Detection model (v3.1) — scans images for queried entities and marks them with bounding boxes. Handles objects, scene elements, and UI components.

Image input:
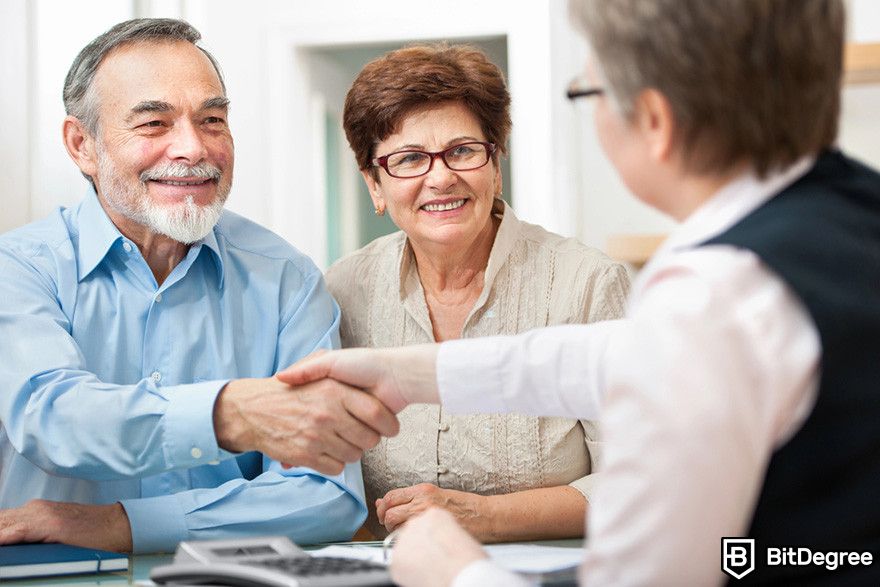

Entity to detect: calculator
[150,536,393,586]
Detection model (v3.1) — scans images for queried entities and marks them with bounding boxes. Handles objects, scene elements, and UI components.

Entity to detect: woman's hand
[377,483,493,538]
[391,508,488,587]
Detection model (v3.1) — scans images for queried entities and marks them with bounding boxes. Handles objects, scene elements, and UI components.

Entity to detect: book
[0,543,129,580]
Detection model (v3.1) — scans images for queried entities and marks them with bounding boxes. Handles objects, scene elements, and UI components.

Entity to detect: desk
[4,539,583,586]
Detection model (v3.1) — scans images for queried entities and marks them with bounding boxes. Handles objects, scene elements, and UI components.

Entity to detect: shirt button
[438,423,450,432]
[190,447,203,459]
[154,292,163,303]
[122,242,133,253]
[150,371,162,382]
[437,466,448,474]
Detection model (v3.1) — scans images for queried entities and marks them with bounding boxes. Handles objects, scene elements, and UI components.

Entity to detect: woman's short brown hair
[572,0,844,178]
[343,44,511,179]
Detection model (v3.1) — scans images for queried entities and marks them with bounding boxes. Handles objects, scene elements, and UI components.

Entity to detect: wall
[0,0,31,232]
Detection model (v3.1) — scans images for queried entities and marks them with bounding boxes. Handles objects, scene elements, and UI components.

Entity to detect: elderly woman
[326,44,629,541]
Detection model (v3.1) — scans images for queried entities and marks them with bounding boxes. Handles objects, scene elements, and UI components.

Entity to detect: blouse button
[437,466,448,474]
[438,423,450,432]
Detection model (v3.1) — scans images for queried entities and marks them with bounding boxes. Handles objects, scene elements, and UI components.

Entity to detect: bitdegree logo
[722,538,755,580]
[722,538,874,580]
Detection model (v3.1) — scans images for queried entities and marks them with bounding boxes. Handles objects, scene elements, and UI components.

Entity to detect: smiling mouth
[421,199,466,212]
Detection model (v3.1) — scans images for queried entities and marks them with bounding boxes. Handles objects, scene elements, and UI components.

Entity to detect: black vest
[705,151,880,585]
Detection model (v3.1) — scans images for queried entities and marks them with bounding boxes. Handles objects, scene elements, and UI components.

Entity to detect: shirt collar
[654,156,816,259]
[77,191,125,281]
[198,221,225,289]
[76,191,226,288]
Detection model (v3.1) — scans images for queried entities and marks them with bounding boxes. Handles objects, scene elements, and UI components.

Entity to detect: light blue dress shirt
[0,193,366,553]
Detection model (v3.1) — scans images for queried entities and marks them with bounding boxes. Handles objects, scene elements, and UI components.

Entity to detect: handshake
[214,344,441,475]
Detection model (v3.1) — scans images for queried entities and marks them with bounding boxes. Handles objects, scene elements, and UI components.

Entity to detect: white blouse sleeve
[437,320,622,420]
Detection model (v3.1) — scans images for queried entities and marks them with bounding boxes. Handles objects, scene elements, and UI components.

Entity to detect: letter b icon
[722,538,756,580]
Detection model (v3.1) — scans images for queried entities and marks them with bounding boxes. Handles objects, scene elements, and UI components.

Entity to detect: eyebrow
[201,96,230,111]
[126,100,173,122]
[124,96,230,122]
[391,136,483,152]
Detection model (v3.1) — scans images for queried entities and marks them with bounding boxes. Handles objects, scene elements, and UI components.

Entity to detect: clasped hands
[264,344,442,472]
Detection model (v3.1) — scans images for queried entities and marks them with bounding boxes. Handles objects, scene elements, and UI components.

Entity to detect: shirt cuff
[438,338,507,414]
[452,559,527,587]
[120,494,188,554]
[161,380,229,468]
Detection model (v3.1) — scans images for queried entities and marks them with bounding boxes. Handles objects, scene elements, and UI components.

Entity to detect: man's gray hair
[569,0,844,178]
[63,18,226,135]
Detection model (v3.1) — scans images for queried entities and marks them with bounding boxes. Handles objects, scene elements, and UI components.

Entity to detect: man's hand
[390,508,488,587]
[275,344,441,414]
[214,376,399,475]
[0,500,132,553]
[377,484,489,537]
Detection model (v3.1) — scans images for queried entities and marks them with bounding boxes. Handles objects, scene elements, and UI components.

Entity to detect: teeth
[422,199,465,212]
[156,180,209,186]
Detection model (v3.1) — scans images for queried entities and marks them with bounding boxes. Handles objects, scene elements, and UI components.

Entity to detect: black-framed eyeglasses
[372,141,496,179]
[566,77,605,101]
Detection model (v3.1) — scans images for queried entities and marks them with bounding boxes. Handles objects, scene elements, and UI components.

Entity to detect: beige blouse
[325,200,629,537]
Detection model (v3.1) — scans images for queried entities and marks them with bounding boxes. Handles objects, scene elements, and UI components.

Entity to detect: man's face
[88,40,234,243]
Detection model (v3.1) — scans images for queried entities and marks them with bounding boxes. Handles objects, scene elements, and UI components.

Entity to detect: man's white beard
[137,193,225,245]
[96,147,229,244]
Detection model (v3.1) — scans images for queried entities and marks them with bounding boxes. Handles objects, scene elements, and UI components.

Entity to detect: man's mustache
[140,162,222,182]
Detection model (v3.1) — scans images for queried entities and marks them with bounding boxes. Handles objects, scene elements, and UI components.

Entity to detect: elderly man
[0,18,397,554]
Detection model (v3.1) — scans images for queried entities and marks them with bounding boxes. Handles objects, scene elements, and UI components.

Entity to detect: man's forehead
[92,39,224,105]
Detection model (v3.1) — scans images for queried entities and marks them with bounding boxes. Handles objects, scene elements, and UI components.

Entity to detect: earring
[375,205,385,216]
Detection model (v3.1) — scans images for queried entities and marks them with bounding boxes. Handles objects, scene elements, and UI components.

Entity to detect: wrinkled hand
[390,508,488,587]
[214,376,398,475]
[275,344,441,414]
[0,500,132,553]
[378,483,488,537]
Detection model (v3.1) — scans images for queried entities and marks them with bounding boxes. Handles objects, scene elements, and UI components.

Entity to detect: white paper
[310,544,387,564]
[484,543,584,573]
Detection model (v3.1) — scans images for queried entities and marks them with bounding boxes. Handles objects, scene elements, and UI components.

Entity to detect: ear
[493,159,503,197]
[62,116,99,179]
[633,88,676,163]
[360,169,385,210]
